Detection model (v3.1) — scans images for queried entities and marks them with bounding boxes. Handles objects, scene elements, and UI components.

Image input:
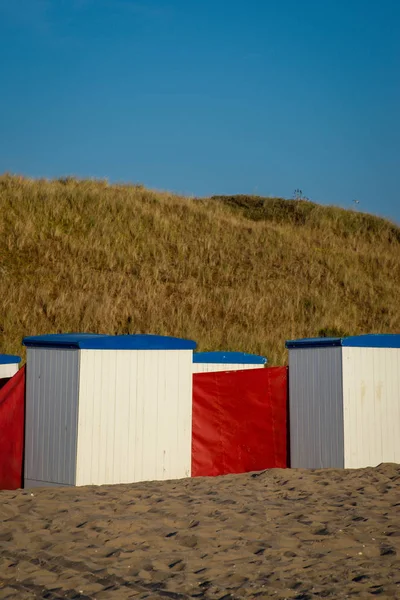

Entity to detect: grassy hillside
[1,174,399,365]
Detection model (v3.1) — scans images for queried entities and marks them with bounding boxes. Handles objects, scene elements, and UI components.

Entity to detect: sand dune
[1,464,400,599]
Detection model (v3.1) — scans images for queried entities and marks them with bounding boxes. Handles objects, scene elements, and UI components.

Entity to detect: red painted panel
[192,367,288,477]
[0,366,25,490]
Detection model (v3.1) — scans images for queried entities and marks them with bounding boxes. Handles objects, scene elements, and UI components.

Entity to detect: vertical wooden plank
[395,351,400,463]
[165,351,178,478]
[155,350,167,480]
[105,351,117,482]
[91,350,102,484]
[127,351,138,483]
[373,348,384,464]
[113,350,131,483]
[178,350,193,478]
[142,350,158,481]
[381,349,391,462]
[76,350,91,485]
[134,350,145,482]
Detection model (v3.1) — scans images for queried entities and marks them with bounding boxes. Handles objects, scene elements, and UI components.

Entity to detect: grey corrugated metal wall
[24,348,80,486]
[288,347,344,469]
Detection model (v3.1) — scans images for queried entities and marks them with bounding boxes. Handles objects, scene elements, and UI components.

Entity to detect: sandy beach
[0,464,399,599]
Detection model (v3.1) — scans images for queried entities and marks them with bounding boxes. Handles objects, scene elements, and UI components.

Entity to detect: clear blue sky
[1,0,399,222]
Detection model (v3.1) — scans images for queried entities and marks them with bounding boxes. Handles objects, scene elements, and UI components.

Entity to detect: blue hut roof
[0,354,21,364]
[193,351,267,364]
[286,334,400,349]
[23,333,197,350]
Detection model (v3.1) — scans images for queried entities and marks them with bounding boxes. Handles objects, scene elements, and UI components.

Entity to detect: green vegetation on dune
[1,174,399,364]
[212,194,400,241]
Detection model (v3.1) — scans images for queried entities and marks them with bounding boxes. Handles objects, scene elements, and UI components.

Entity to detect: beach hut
[286,334,400,469]
[193,351,267,373]
[0,354,21,388]
[23,333,196,488]
[0,354,21,379]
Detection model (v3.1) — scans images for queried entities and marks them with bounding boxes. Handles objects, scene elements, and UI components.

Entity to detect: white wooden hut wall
[0,355,21,379]
[76,349,192,486]
[341,346,400,468]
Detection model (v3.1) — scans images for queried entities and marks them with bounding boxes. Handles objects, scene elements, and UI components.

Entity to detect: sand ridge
[0,464,400,599]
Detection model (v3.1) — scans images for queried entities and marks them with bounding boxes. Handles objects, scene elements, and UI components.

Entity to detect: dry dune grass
[1,174,399,364]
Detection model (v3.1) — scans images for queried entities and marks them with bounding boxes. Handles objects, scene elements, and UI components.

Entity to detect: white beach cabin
[23,333,196,488]
[286,334,400,469]
[192,351,267,373]
[0,354,21,383]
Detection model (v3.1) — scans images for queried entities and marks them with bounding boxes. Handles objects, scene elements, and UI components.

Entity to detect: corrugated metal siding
[192,363,264,373]
[24,348,80,486]
[342,347,400,468]
[75,349,193,485]
[0,364,18,379]
[24,479,74,488]
[288,347,344,469]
